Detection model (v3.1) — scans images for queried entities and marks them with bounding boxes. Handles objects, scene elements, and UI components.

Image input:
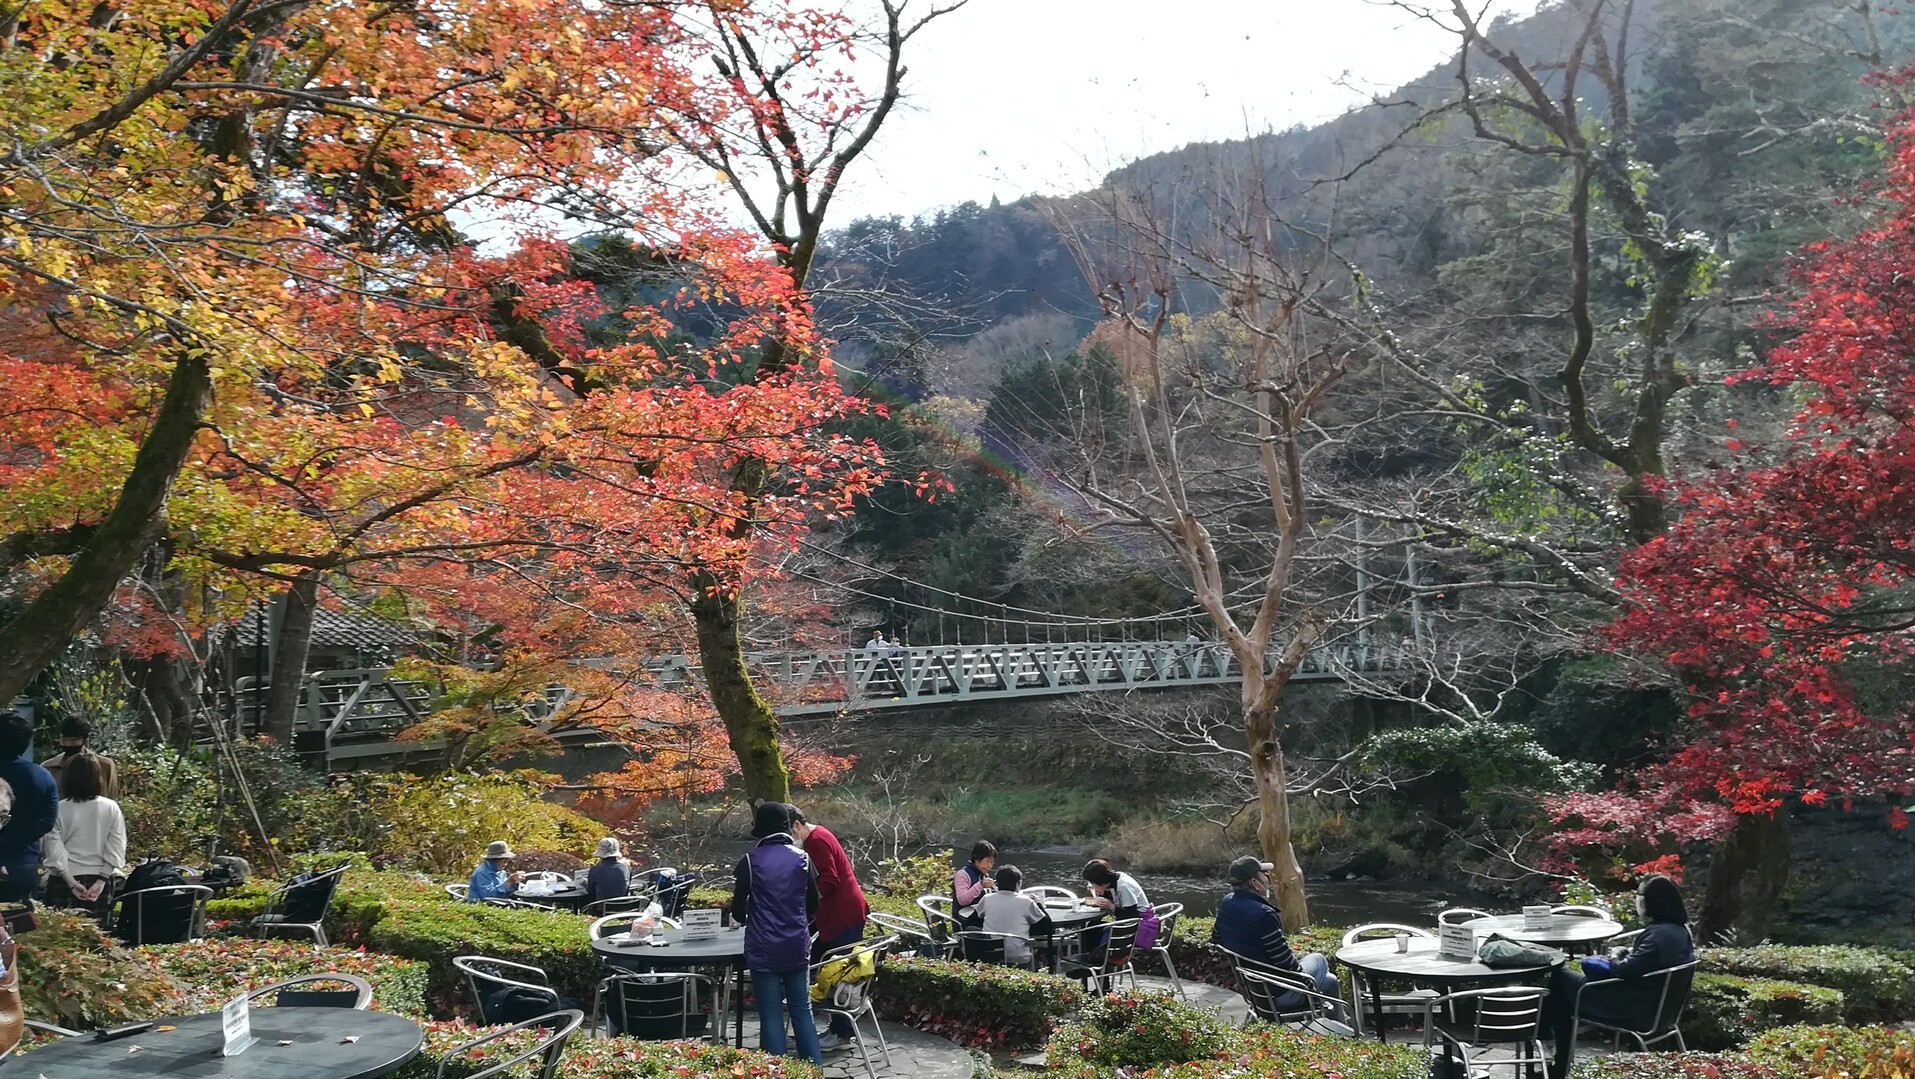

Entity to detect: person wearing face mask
[39,718,116,801]
[1543,874,1694,1079]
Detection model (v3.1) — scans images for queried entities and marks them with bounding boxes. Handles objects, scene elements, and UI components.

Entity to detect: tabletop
[16,1007,422,1079]
[1335,936,1561,982]
[1039,901,1110,928]
[593,925,747,968]
[1461,914,1626,946]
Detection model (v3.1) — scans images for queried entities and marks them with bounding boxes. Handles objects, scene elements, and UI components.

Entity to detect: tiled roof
[233,608,415,651]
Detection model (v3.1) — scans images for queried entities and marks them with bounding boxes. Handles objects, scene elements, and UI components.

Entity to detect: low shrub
[15,909,187,1030]
[1746,1023,1915,1077]
[874,956,1083,1048]
[142,938,431,1017]
[1055,1021,1427,1079]
[1685,972,1845,1051]
[1702,945,1915,1022]
[1567,1052,1781,1078]
[1046,991,1231,1073]
[365,896,598,1010]
[510,849,587,875]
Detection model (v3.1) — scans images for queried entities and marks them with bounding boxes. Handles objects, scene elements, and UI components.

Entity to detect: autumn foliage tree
[1604,70,1915,939]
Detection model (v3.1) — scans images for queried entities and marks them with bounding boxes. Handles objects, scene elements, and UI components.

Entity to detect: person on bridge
[865,630,887,650]
[466,841,523,902]
[952,840,995,927]
[788,804,869,1050]
[1211,855,1340,1011]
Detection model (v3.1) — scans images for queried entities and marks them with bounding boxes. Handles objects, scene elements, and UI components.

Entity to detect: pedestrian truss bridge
[269,638,1421,765]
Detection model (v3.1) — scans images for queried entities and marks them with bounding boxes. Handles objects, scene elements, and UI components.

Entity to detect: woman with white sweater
[42,754,125,918]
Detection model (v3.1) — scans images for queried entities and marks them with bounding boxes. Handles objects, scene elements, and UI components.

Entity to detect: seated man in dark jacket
[1210,855,1340,1013]
[1544,875,1695,1079]
[584,837,630,907]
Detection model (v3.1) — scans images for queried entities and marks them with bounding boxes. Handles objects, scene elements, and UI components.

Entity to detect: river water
[973,848,1471,922]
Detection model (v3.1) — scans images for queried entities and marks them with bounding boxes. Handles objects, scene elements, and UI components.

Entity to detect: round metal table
[1335,937,1561,1042]
[14,1007,423,1079]
[1462,914,1625,950]
[517,884,588,912]
[593,925,747,1047]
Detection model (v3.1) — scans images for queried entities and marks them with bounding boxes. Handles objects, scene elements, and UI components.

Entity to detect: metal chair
[243,973,374,1010]
[486,896,557,912]
[453,955,559,1025]
[956,930,1035,969]
[868,911,937,954]
[916,895,959,946]
[444,883,470,901]
[584,891,652,919]
[436,1009,584,1079]
[1552,905,1611,918]
[1437,907,1494,926]
[809,936,895,1079]
[1341,924,1438,1037]
[1427,986,1549,1078]
[1019,885,1078,903]
[250,863,349,946]
[1235,964,1355,1037]
[1147,901,1186,998]
[1058,918,1140,993]
[110,883,213,945]
[1570,959,1700,1054]
[592,971,713,1041]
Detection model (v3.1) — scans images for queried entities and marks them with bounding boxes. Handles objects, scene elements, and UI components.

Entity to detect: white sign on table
[1522,905,1553,931]
[221,992,256,1056]
[681,908,723,941]
[1437,924,1476,961]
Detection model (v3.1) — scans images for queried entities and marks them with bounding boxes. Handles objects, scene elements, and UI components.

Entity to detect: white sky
[830,0,1534,221]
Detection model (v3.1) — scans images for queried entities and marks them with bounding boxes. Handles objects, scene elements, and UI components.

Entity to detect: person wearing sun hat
[584,837,631,907]
[466,840,523,903]
[1211,854,1339,1011]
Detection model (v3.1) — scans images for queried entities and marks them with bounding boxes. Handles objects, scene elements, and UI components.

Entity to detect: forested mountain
[819,0,1908,617]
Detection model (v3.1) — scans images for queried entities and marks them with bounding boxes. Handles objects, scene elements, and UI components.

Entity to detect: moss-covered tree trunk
[1697,810,1791,945]
[691,582,789,804]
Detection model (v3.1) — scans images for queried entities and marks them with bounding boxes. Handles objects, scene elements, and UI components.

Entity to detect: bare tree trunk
[0,353,211,705]
[261,572,319,746]
[1697,810,1791,945]
[1246,691,1310,929]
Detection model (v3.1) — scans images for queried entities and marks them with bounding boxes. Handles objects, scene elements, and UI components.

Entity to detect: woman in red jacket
[787,804,870,1050]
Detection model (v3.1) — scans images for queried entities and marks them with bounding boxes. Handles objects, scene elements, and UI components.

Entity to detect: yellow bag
[810,947,878,1003]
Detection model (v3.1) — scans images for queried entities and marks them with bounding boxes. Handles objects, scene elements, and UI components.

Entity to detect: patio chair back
[596,972,712,1040]
[1234,964,1348,1032]
[444,883,470,901]
[436,1010,583,1079]
[1437,907,1493,926]
[1574,959,1699,1049]
[110,884,213,946]
[585,892,652,919]
[244,973,374,1010]
[956,930,1033,968]
[1340,923,1433,947]
[279,864,349,923]
[1435,986,1546,1044]
[1019,885,1078,903]
[916,895,958,940]
[453,955,556,1025]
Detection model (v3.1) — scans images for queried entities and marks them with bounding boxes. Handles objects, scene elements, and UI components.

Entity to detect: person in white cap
[1210,854,1339,1009]
[466,840,523,903]
[584,837,631,907]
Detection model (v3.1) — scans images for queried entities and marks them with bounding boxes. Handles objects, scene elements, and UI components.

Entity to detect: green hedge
[1684,973,1845,1051]
[1702,945,1915,1022]
[1567,1052,1781,1078]
[873,956,1084,1048]
[1049,991,1425,1079]
[142,939,431,1017]
[364,896,598,1011]
[1745,1023,1915,1077]
[16,909,188,1030]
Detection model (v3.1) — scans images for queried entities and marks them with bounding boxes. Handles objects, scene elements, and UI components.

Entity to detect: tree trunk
[1246,691,1311,930]
[691,584,789,804]
[0,353,212,705]
[261,572,319,745]
[1697,810,1791,945]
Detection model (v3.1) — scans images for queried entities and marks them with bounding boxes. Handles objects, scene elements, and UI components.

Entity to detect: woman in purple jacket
[730,802,822,1064]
